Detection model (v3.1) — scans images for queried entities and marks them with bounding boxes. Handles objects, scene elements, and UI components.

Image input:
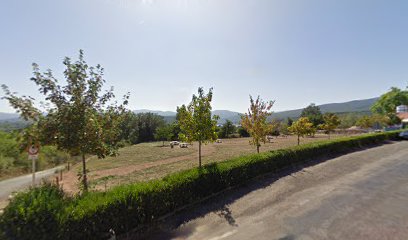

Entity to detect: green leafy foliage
[218,120,236,138]
[356,115,373,129]
[319,113,341,138]
[300,103,324,127]
[2,50,129,191]
[0,131,401,240]
[241,95,274,153]
[154,124,174,146]
[0,131,19,160]
[288,117,315,145]
[371,87,408,124]
[0,131,68,175]
[0,184,66,240]
[120,112,166,144]
[237,126,250,137]
[177,87,219,167]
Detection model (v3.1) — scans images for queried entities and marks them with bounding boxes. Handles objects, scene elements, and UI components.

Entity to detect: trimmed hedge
[0,131,402,239]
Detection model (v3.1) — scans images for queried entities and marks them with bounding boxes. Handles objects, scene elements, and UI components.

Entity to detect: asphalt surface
[136,141,408,240]
[0,166,64,200]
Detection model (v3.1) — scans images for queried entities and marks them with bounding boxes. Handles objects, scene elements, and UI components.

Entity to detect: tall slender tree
[241,95,274,153]
[2,50,129,192]
[154,124,173,146]
[319,113,341,139]
[288,117,314,145]
[301,103,323,127]
[177,87,218,167]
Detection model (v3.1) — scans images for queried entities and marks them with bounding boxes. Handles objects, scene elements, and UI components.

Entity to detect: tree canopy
[241,95,274,153]
[219,120,236,138]
[301,103,323,127]
[371,87,408,124]
[177,87,218,167]
[319,113,341,138]
[288,117,314,145]
[2,50,129,191]
[154,124,174,146]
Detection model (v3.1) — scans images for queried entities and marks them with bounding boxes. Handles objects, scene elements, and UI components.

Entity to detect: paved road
[138,141,408,240]
[0,166,64,200]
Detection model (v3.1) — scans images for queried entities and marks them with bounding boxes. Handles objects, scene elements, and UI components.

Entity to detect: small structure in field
[179,143,188,148]
[216,139,222,143]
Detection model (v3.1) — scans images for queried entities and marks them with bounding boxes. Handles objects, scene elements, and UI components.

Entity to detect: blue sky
[1,0,407,113]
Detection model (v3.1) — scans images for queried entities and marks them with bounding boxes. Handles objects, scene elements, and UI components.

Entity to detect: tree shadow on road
[217,206,238,227]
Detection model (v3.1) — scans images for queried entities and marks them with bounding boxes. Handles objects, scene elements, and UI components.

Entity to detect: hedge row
[0,131,402,240]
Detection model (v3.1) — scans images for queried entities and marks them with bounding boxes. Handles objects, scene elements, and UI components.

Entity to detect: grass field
[59,133,356,193]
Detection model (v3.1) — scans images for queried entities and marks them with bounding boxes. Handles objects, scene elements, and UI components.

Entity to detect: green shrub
[0,132,19,159]
[0,131,401,240]
[40,146,70,166]
[0,155,14,171]
[0,184,66,240]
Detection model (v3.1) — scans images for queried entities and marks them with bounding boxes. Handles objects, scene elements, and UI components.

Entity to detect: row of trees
[2,50,402,192]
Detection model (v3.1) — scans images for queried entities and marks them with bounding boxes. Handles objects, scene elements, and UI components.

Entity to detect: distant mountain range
[133,97,379,124]
[271,97,378,120]
[0,112,20,121]
[0,97,378,125]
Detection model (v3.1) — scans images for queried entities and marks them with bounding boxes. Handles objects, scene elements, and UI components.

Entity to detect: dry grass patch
[87,134,354,191]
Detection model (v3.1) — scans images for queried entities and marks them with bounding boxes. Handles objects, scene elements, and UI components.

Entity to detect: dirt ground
[60,134,353,195]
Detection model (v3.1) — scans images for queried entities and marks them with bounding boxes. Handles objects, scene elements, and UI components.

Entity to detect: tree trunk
[82,153,88,192]
[162,140,165,146]
[256,144,260,153]
[297,135,300,146]
[198,141,202,167]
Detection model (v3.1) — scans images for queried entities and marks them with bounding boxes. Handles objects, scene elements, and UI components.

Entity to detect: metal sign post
[28,144,40,186]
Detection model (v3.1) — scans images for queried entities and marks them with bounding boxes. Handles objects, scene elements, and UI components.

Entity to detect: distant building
[396,105,408,113]
[396,105,408,123]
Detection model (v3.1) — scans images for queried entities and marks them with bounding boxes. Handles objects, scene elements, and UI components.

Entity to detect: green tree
[237,126,250,137]
[319,113,341,139]
[154,124,173,146]
[288,117,314,145]
[177,87,219,167]
[169,122,181,141]
[337,112,364,128]
[135,113,165,143]
[371,87,408,124]
[279,122,289,135]
[241,95,274,153]
[119,112,165,144]
[301,103,323,127]
[219,120,236,138]
[2,50,129,192]
[287,117,294,127]
[270,119,282,136]
[356,116,373,129]
[371,114,390,129]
